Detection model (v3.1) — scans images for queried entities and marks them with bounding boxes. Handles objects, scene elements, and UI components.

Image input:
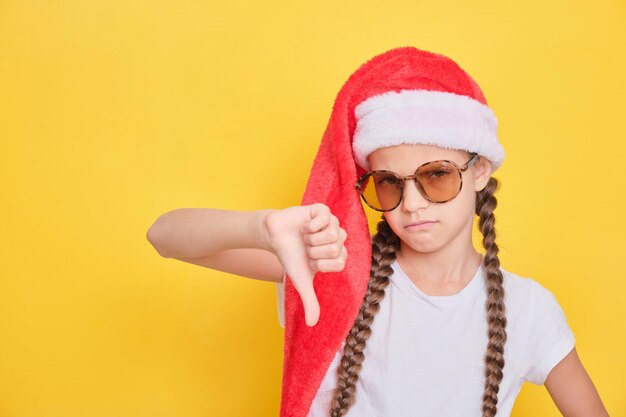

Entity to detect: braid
[329,217,400,417]
[328,174,507,417]
[476,176,508,417]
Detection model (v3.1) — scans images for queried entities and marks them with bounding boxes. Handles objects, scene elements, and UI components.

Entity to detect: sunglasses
[354,153,480,212]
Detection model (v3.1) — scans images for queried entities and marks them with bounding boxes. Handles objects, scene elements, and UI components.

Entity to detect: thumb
[286,265,320,327]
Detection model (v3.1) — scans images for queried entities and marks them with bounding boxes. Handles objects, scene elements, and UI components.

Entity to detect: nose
[400,179,429,212]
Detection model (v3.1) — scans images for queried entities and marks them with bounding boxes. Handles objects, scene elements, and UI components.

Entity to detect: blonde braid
[329,174,507,417]
[476,176,508,417]
[329,217,400,417]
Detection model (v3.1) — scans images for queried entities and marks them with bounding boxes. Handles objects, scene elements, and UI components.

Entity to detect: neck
[395,219,484,289]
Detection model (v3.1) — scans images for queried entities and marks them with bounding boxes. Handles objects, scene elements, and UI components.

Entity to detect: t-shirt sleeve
[275,270,286,328]
[521,279,576,385]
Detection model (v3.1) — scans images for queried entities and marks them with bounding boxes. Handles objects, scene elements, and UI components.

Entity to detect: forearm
[146,208,277,259]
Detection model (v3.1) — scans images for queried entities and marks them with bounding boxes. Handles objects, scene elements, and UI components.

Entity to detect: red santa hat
[279,46,505,417]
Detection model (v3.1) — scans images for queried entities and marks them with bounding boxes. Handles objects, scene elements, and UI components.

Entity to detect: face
[366,143,493,254]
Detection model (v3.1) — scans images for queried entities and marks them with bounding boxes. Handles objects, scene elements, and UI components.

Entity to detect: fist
[264,203,348,326]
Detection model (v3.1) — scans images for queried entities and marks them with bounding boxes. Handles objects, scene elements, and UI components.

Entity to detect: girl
[147,47,609,417]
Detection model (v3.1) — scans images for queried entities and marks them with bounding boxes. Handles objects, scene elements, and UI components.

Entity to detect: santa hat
[279,46,505,417]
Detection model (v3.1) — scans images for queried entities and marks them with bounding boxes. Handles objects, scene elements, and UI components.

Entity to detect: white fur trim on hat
[352,89,505,173]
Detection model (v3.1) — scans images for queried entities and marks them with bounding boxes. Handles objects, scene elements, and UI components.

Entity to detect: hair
[329,173,507,417]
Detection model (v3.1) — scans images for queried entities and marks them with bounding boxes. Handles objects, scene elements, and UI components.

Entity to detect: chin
[399,233,441,253]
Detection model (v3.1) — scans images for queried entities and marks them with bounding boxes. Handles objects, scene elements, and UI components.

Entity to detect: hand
[263,203,348,326]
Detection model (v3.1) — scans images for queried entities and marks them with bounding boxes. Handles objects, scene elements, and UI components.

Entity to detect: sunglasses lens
[361,172,403,211]
[416,161,461,202]
[360,161,461,210]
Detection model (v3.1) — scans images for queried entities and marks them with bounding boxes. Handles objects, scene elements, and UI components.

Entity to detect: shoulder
[500,268,561,316]
[500,266,535,302]
[499,266,562,316]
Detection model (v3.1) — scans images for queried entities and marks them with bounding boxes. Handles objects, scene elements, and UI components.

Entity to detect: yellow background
[1,0,624,416]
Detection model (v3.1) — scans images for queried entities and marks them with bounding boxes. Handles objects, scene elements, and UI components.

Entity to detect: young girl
[147,47,609,417]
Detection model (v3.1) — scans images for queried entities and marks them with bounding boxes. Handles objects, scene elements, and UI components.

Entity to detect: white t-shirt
[274,259,575,417]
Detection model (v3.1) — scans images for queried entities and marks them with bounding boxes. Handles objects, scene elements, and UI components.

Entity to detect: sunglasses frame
[354,152,480,212]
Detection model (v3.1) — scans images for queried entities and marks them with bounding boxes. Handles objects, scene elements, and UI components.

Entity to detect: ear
[472,156,493,192]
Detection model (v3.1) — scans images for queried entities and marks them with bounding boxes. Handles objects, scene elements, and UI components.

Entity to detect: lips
[406,220,436,227]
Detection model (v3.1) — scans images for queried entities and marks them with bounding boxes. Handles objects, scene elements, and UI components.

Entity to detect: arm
[148,203,348,326]
[146,208,284,282]
[544,347,610,417]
